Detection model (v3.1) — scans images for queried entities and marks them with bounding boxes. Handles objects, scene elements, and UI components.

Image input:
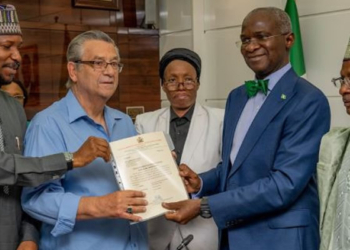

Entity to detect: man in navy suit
[162,7,330,250]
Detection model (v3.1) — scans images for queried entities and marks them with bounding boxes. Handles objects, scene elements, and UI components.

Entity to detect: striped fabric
[344,37,350,61]
[0,4,21,35]
[318,128,350,250]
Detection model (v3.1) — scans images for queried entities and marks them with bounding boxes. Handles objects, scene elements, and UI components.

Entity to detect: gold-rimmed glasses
[236,33,289,48]
[163,78,198,91]
[331,76,350,88]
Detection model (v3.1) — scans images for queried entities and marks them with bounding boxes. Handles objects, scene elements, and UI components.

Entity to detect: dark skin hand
[162,164,202,224]
[72,136,111,168]
[163,199,201,225]
[178,164,201,193]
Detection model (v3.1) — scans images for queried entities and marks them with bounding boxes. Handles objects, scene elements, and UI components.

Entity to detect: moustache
[3,62,20,70]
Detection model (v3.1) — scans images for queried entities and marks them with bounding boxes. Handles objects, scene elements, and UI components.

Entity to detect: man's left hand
[162,199,201,224]
[17,241,38,250]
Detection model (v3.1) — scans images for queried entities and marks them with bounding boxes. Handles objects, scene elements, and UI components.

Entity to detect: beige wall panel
[159,0,192,34]
[204,0,283,31]
[294,0,350,16]
[160,31,193,56]
[300,11,350,96]
[203,99,227,109]
[202,28,254,100]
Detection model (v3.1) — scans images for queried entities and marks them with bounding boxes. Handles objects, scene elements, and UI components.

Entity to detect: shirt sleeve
[134,115,143,134]
[0,153,67,186]
[21,121,81,236]
[20,212,40,244]
[0,96,68,187]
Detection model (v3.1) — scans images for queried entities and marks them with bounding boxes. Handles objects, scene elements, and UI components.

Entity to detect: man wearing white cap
[0,5,112,250]
[337,39,350,114]
[318,38,350,250]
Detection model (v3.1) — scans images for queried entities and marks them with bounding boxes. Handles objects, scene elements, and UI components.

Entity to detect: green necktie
[245,79,269,98]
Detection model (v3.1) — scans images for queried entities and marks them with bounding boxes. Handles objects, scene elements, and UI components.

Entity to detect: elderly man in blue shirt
[21,30,148,250]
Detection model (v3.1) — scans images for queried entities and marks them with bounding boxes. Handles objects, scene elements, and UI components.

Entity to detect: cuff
[20,215,40,243]
[51,193,81,237]
[192,177,204,198]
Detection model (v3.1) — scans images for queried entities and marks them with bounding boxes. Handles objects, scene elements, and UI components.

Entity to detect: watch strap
[200,196,212,219]
[63,152,74,171]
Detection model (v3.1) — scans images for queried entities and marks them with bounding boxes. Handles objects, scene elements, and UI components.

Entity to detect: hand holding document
[110,131,188,222]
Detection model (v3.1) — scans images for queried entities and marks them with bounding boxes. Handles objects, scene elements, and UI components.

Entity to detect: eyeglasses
[163,78,198,91]
[331,76,350,88]
[0,90,25,102]
[236,33,289,48]
[13,95,25,101]
[74,60,124,73]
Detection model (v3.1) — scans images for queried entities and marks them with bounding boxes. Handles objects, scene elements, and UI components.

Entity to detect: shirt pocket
[4,133,23,155]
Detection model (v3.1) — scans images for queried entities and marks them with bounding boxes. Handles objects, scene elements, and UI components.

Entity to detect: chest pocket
[1,114,24,155]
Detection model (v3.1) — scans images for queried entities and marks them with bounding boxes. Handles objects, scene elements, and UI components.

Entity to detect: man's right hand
[72,136,111,168]
[77,190,148,222]
[179,164,201,193]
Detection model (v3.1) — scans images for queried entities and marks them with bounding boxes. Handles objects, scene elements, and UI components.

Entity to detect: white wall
[157,0,350,127]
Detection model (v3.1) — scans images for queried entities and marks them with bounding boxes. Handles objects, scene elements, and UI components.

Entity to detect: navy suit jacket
[199,69,330,250]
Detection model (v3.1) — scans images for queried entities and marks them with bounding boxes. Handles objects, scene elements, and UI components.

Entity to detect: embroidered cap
[344,37,350,61]
[0,4,22,35]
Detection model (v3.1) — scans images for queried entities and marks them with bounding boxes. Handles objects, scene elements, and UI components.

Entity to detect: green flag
[285,0,306,77]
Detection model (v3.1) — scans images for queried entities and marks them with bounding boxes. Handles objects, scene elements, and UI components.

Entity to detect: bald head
[243,7,292,35]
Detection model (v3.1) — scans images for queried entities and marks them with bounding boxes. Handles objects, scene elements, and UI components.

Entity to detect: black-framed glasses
[163,78,198,91]
[74,60,124,73]
[0,90,25,102]
[236,33,289,48]
[13,95,25,101]
[331,76,350,88]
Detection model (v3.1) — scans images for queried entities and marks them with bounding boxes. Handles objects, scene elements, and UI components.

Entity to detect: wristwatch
[200,197,212,219]
[63,152,74,170]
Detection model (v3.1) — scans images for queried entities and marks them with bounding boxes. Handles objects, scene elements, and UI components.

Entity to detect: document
[110,131,189,222]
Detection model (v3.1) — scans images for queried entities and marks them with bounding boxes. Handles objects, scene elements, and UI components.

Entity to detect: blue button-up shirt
[230,63,292,165]
[21,90,148,250]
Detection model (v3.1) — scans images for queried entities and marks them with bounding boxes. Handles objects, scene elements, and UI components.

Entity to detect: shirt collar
[170,103,196,122]
[263,63,292,92]
[65,90,123,124]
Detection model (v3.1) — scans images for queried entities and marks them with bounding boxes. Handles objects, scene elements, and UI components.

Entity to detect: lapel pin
[281,94,286,100]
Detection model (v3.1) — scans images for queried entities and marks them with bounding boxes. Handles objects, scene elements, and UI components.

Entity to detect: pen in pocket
[15,136,20,150]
